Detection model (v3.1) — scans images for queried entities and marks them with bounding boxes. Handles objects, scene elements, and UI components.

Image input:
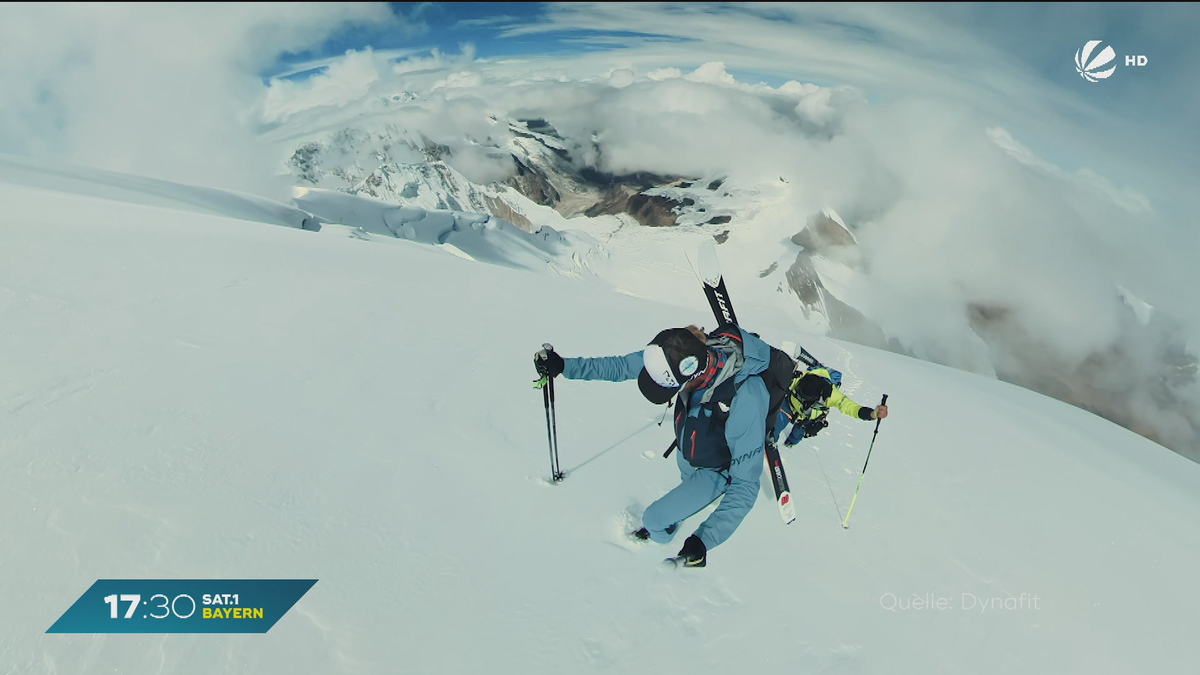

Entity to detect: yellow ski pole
[842,394,888,529]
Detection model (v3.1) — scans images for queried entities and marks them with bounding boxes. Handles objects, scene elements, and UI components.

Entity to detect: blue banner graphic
[47,579,317,633]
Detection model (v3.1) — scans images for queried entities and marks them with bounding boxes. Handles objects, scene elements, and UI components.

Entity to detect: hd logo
[1075,40,1148,82]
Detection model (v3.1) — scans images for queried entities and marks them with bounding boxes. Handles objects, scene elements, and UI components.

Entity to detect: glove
[534,347,564,377]
[675,534,707,568]
[785,416,826,446]
[803,416,828,437]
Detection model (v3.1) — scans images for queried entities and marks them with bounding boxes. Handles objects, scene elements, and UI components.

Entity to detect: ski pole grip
[539,343,558,384]
[871,394,888,428]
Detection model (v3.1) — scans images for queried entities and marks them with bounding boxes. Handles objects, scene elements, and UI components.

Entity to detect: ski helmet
[638,328,709,404]
[795,372,833,406]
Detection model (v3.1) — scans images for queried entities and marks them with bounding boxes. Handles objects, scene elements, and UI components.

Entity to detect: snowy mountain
[266,89,1199,463]
[283,115,742,233]
[5,159,1200,675]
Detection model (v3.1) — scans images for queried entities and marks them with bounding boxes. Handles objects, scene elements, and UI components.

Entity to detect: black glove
[802,416,829,437]
[534,347,564,377]
[676,534,707,568]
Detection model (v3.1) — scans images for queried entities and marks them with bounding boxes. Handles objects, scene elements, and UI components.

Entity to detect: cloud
[646,67,682,81]
[493,2,1198,224]
[5,3,1192,452]
[0,3,403,197]
[432,70,487,90]
[684,61,737,86]
[263,48,388,123]
[262,33,1198,452]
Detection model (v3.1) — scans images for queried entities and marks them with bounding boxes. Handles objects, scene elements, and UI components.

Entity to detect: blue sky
[268,2,695,77]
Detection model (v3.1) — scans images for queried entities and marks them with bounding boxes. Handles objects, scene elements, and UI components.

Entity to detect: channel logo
[1075,40,1116,82]
[1074,40,1149,82]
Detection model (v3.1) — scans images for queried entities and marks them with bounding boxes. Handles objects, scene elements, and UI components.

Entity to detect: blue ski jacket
[561,327,771,549]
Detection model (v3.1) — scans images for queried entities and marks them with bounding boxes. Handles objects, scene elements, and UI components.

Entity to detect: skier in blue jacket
[535,324,772,568]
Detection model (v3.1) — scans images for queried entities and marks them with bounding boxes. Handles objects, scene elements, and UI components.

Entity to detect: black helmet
[637,328,708,404]
[795,372,833,406]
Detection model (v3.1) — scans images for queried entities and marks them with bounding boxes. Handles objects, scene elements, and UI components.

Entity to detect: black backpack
[758,343,800,434]
[704,323,798,428]
[664,325,798,459]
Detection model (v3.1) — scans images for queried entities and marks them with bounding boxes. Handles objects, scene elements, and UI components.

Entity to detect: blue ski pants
[641,452,731,544]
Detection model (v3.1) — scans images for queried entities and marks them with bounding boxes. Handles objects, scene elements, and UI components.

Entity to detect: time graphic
[47,579,316,633]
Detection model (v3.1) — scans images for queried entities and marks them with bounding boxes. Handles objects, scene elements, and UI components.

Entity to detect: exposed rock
[791,212,857,252]
[578,167,677,190]
[507,155,560,207]
[967,301,1200,460]
[786,254,824,307]
[483,195,534,231]
[510,128,570,160]
[518,118,562,137]
[706,215,732,225]
[422,139,452,162]
[584,186,691,227]
[786,251,891,350]
[627,193,688,227]
[583,184,637,218]
[289,142,322,184]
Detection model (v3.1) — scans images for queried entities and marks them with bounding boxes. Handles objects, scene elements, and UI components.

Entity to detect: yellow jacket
[786,367,869,422]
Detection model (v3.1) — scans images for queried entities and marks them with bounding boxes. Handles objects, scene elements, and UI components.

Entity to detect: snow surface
[4,165,1200,674]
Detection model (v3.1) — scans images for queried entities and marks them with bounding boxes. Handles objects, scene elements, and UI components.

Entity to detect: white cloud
[0,3,403,197]
[684,61,737,86]
[607,68,636,88]
[987,127,1153,216]
[646,67,682,81]
[432,71,486,90]
[263,49,386,123]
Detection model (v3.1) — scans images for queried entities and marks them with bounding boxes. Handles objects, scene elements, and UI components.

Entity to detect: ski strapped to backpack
[691,238,808,524]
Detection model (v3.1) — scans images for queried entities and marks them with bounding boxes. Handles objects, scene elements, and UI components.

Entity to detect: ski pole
[842,394,888,529]
[547,365,563,482]
[534,343,564,482]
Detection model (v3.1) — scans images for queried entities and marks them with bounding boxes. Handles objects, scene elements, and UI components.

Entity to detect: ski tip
[696,239,722,287]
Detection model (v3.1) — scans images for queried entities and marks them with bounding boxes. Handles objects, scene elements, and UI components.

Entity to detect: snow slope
[4,167,1200,675]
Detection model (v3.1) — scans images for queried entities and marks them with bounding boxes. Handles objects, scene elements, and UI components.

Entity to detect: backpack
[705,324,800,432]
[663,324,798,463]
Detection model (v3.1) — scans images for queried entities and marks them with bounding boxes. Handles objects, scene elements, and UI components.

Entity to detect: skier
[535,324,774,568]
[775,367,888,447]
